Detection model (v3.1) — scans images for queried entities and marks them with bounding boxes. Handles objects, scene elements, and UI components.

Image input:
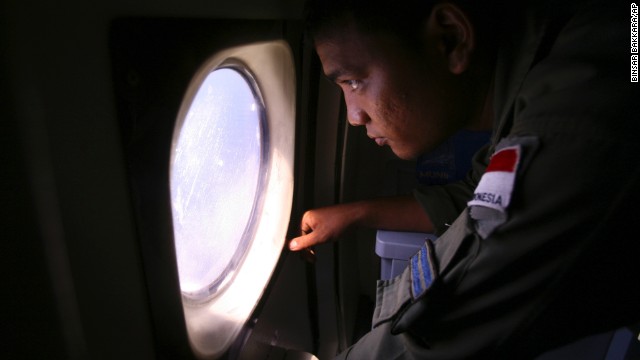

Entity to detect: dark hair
[305,0,503,50]
[305,0,436,47]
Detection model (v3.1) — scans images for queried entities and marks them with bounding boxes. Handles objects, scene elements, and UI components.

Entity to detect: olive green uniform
[338,0,640,358]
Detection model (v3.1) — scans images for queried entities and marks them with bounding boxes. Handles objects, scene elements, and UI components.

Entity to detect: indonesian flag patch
[468,145,521,213]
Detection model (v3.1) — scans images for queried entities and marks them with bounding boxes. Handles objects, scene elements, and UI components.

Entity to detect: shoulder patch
[467,136,540,239]
[468,145,521,213]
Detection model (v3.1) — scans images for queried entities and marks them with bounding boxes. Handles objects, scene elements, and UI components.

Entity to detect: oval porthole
[170,65,267,301]
[169,41,295,359]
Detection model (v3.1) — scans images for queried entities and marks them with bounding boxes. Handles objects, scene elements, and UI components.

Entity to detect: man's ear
[424,3,475,74]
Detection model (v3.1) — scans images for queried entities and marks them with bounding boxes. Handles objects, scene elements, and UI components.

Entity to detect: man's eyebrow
[324,69,346,83]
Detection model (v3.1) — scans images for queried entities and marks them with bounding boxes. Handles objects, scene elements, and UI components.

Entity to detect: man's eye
[345,80,360,90]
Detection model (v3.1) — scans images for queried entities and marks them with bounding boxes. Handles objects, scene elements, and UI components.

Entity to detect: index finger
[288,231,317,251]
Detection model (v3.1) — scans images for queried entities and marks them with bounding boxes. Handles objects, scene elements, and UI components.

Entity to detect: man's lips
[369,135,387,146]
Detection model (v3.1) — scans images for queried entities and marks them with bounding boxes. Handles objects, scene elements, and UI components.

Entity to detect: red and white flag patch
[468,145,521,213]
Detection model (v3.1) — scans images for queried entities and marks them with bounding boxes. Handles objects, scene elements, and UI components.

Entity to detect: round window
[170,66,266,300]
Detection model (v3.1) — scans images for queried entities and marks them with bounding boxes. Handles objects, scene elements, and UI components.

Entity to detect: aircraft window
[170,67,266,300]
[168,41,295,359]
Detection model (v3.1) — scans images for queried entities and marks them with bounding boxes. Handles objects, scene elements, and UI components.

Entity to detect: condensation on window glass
[170,67,264,297]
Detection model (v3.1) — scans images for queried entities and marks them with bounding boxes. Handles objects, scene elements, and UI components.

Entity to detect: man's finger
[288,236,301,251]
[289,232,315,251]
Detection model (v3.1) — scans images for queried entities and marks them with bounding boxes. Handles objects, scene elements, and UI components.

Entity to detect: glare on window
[170,67,266,299]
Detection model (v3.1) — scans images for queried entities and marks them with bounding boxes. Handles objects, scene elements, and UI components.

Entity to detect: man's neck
[465,75,495,132]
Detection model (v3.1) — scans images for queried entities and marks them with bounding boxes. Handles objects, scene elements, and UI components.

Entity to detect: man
[290,0,640,358]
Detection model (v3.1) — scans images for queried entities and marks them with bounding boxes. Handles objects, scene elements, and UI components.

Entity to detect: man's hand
[288,195,434,251]
[289,204,362,251]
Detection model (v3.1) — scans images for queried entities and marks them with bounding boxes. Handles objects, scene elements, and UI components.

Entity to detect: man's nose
[345,97,369,126]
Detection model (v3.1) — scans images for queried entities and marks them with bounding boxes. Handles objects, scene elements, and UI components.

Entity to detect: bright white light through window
[170,67,265,298]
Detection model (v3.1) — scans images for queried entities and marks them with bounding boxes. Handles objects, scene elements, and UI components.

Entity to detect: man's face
[315,23,468,160]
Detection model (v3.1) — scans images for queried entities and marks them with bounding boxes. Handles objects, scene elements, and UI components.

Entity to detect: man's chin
[390,146,420,161]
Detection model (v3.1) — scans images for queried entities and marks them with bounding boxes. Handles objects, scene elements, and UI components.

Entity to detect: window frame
[171,41,296,359]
